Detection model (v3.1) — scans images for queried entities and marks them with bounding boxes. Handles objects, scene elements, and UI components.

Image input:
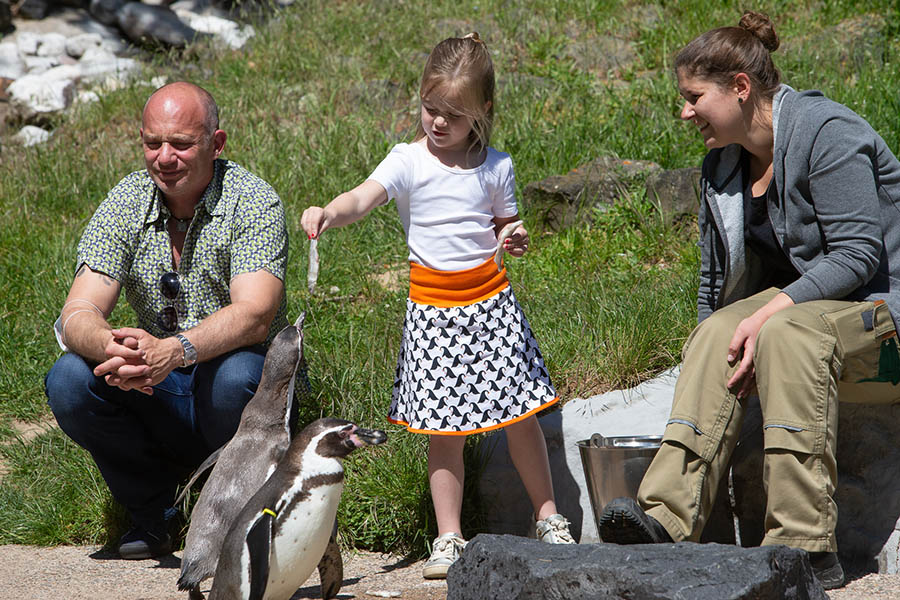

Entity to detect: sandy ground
[2,543,899,600]
[0,545,446,600]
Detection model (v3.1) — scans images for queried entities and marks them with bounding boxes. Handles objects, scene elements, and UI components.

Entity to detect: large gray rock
[89,0,128,26]
[521,157,662,231]
[645,166,702,222]
[116,3,204,48]
[446,534,826,600]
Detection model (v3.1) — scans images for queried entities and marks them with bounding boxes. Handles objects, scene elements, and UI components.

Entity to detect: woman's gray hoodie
[697,84,900,325]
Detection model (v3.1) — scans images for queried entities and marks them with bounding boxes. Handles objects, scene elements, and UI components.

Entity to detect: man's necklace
[169,216,192,233]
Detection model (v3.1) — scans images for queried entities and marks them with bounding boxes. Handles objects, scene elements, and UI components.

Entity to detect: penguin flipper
[246,510,274,600]
[175,445,225,505]
[317,530,343,600]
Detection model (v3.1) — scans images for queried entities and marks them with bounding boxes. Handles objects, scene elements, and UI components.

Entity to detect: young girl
[301,33,574,578]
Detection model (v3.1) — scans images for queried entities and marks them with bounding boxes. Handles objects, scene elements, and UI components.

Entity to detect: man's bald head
[143,82,219,141]
[140,81,227,206]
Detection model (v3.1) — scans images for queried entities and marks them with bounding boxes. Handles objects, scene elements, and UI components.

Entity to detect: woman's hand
[726,292,795,399]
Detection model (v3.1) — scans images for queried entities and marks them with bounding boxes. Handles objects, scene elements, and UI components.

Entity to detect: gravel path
[2,544,898,599]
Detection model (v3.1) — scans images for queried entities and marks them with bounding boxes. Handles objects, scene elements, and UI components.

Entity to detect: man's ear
[212,130,227,157]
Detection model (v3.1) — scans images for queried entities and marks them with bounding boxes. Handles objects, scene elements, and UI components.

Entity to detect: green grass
[2,0,899,555]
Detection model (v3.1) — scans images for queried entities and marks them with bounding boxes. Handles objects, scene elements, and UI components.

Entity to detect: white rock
[36,33,68,58]
[0,42,26,80]
[79,46,117,64]
[76,90,100,104]
[66,33,103,59]
[79,56,140,83]
[16,32,41,56]
[22,55,59,75]
[13,125,52,147]
[174,10,254,49]
[40,64,82,83]
[8,75,75,117]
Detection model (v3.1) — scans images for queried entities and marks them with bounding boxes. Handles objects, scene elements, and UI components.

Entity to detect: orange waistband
[409,258,508,307]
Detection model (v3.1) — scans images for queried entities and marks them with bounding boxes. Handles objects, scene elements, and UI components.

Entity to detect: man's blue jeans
[45,346,266,531]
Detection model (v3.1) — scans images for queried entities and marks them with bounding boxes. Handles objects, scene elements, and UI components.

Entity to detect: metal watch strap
[175,333,197,367]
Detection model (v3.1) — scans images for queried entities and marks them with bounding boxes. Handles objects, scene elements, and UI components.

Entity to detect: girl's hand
[301,206,330,239]
[503,225,529,257]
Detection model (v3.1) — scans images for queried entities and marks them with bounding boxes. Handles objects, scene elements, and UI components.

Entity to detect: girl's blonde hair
[415,32,495,154]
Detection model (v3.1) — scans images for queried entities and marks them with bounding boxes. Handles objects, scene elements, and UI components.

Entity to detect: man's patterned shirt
[76,159,289,343]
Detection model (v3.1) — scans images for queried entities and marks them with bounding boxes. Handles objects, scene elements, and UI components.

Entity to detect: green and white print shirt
[73,159,288,343]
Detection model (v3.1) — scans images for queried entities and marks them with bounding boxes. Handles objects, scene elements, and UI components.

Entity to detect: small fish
[494,219,523,269]
[307,237,319,294]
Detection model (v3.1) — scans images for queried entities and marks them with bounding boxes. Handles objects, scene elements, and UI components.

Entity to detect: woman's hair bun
[739,10,779,52]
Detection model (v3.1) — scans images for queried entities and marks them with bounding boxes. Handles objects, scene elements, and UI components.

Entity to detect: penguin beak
[349,427,387,447]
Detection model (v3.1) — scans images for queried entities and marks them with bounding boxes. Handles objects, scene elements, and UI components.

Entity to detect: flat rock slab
[446,534,826,600]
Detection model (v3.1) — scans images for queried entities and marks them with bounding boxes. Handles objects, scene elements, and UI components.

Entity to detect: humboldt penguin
[178,313,331,599]
[208,418,387,600]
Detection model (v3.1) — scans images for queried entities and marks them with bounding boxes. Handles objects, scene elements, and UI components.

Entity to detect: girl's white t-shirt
[368,142,519,271]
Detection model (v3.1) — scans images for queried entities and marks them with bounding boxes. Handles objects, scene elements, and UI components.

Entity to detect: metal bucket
[577,433,662,534]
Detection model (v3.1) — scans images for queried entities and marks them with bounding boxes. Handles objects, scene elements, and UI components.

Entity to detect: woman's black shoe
[808,551,845,590]
[598,497,673,545]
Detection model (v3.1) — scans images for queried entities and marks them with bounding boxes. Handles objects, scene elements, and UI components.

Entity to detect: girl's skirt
[388,257,558,435]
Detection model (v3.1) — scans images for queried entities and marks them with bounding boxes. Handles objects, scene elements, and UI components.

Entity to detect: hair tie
[463,32,484,44]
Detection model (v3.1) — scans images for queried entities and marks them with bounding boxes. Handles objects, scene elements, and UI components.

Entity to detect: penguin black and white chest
[209,418,387,600]
[178,313,306,598]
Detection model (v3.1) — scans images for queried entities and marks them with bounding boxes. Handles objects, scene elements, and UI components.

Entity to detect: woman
[597,11,900,590]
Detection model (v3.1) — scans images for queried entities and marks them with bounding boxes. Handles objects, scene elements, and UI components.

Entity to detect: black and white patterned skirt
[388,259,557,435]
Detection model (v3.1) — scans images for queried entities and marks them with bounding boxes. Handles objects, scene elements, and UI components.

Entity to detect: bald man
[45,82,289,559]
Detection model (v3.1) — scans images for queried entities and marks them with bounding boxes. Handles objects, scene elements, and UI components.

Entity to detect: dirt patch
[0,416,58,482]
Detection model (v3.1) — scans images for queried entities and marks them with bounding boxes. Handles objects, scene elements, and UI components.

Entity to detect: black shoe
[598,497,673,545]
[117,525,173,560]
[808,551,845,590]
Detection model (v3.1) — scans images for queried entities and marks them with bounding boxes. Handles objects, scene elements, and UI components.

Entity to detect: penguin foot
[188,587,205,600]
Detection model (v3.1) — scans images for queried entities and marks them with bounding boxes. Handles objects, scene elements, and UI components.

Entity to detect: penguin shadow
[87,546,182,570]
[289,556,416,599]
[289,578,362,599]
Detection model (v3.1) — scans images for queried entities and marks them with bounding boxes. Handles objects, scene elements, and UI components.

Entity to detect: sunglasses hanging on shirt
[158,271,182,331]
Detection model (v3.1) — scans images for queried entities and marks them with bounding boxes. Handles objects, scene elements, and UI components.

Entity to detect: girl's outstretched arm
[493,214,529,257]
[301,180,388,238]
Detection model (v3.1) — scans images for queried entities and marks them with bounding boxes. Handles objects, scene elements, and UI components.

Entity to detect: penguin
[177,313,343,600]
[208,418,387,600]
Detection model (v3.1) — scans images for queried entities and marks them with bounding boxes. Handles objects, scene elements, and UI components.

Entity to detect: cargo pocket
[820,300,897,383]
[664,418,713,462]
[763,423,821,456]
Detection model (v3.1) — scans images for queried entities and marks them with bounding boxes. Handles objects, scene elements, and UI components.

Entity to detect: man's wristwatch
[175,333,198,367]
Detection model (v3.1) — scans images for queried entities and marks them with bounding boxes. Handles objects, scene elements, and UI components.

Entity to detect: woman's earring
[738,97,744,104]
